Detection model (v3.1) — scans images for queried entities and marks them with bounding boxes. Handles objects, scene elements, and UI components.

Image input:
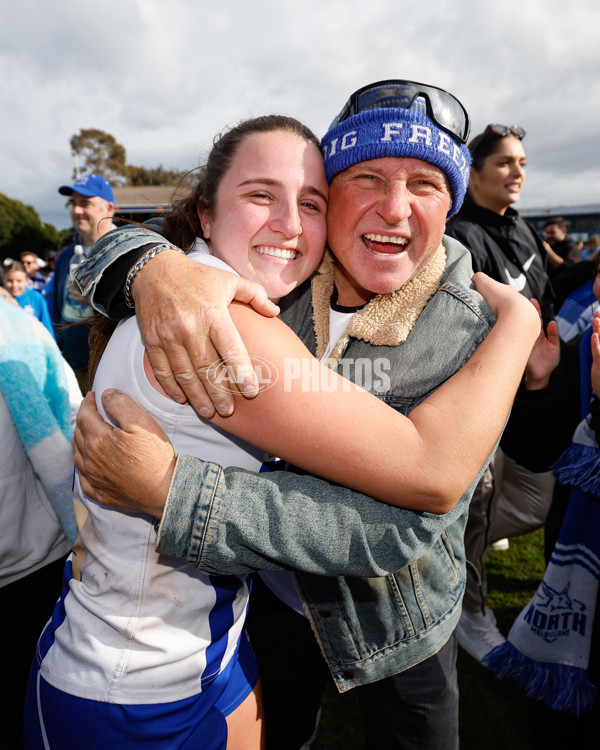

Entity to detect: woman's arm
[74,223,279,417]
[135,273,538,514]
[199,277,538,513]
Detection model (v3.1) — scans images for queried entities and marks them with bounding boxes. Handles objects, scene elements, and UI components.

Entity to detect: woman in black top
[447,124,554,317]
[445,125,556,664]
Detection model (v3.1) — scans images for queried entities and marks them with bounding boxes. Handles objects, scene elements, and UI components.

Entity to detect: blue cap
[321,105,471,218]
[58,173,115,203]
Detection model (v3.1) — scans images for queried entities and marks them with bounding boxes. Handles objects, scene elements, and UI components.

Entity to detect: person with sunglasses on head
[446,123,557,666]
[447,123,554,312]
[68,81,539,750]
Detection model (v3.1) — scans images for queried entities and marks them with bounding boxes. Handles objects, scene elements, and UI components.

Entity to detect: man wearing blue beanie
[321,81,470,216]
[70,80,491,749]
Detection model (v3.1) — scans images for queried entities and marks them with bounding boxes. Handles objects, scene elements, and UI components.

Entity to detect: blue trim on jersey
[202,575,244,689]
[36,558,251,697]
[36,558,72,665]
[259,456,286,472]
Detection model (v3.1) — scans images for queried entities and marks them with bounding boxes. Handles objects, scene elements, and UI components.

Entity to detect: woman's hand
[521,299,560,391]
[591,311,600,397]
[131,250,280,418]
[72,391,176,517]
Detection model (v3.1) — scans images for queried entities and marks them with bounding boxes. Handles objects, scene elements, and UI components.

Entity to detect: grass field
[311,529,547,749]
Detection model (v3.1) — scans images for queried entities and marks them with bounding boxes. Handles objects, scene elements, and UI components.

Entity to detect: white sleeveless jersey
[39,245,265,704]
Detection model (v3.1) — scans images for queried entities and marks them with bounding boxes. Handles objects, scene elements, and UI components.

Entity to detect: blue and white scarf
[484,327,599,714]
[556,280,599,344]
[0,299,77,542]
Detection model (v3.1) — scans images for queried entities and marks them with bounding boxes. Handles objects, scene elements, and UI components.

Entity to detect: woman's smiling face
[199,129,328,302]
[469,135,527,215]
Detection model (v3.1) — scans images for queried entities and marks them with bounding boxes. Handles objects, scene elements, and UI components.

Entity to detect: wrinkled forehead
[344,155,449,178]
[332,156,452,198]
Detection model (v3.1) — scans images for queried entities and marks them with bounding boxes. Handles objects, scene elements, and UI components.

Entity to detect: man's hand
[131,250,280,418]
[72,391,176,517]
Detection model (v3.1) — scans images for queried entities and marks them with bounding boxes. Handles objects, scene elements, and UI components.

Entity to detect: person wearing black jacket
[448,197,554,315]
[445,124,556,664]
[447,125,554,319]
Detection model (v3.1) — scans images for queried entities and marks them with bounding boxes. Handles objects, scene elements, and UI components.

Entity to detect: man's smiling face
[326,156,452,306]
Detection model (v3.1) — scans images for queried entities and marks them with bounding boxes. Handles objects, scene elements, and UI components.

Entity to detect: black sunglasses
[330,79,471,144]
[469,123,526,154]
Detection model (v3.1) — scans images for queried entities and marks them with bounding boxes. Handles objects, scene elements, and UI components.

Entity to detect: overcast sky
[2,0,599,231]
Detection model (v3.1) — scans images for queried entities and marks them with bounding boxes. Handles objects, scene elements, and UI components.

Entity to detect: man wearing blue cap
[53,174,115,392]
[70,82,505,748]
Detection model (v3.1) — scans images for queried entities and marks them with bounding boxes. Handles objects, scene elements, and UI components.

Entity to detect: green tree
[0,193,60,263]
[70,129,128,185]
[125,164,189,187]
[69,129,192,188]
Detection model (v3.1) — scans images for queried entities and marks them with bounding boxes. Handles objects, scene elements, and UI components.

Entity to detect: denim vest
[77,227,495,691]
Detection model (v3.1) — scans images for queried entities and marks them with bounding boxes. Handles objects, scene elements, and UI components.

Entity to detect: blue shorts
[24,631,259,750]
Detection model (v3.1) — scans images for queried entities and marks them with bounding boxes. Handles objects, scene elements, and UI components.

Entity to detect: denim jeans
[246,575,459,750]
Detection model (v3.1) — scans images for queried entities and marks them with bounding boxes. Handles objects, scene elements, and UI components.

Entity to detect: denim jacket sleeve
[156,453,474,577]
[72,220,169,318]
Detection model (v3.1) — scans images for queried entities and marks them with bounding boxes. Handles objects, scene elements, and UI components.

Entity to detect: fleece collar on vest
[311,244,446,364]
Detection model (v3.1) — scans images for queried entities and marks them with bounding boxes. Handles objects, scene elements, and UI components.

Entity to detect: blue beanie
[321,106,471,218]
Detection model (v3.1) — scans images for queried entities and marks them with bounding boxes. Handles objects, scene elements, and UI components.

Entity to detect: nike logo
[503,254,536,292]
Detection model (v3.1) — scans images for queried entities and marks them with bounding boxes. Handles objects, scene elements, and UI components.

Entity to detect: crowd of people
[3,78,600,749]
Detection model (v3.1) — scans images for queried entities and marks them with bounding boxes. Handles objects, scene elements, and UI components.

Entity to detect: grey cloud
[1,0,599,226]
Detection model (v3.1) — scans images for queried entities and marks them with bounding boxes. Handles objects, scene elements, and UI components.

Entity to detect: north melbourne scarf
[484,327,599,714]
